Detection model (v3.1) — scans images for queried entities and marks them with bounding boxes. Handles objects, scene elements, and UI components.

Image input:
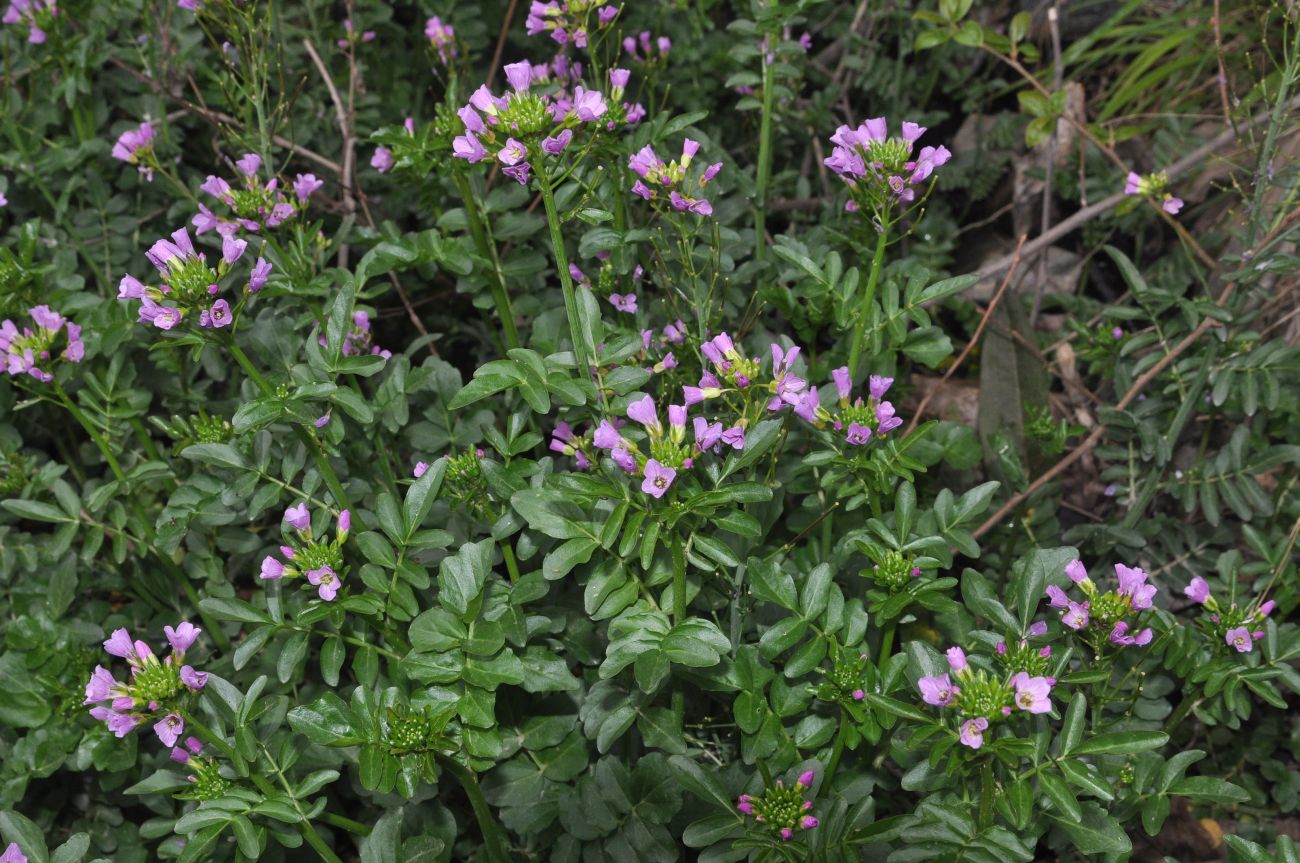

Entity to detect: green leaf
[287,692,365,746]
[0,810,49,863]
[1071,730,1168,756]
[199,597,273,625]
[50,834,90,863]
[438,539,495,618]
[1049,803,1131,855]
[747,557,798,610]
[1039,772,1081,821]
[668,754,734,813]
[1,499,74,523]
[1058,692,1086,754]
[360,808,403,863]
[181,443,248,471]
[404,457,448,538]
[1168,776,1250,803]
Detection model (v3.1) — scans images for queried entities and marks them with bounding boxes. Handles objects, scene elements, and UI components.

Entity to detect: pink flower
[1011,672,1053,714]
[306,565,340,601]
[626,394,660,432]
[801,815,819,829]
[737,794,754,815]
[1062,601,1089,630]
[452,133,487,163]
[1184,576,1210,604]
[918,674,956,707]
[945,646,967,673]
[84,666,116,705]
[1162,195,1184,214]
[0,844,26,863]
[154,713,185,747]
[370,147,394,173]
[641,459,676,498]
[293,173,324,201]
[959,717,989,749]
[248,257,272,293]
[503,60,533,92]
[1124,172,1142,195]
[164,621,201,654]
[796,770,815,789]
[180,665,208,690]
[571,86,608,122]
[1046,584,1069,608]
[261,556,285,580]
[498,137,528,166]
[102,628,137,660]
[1065,559,1089,584]
[284,502,310,532]
[1226,626,1252,653]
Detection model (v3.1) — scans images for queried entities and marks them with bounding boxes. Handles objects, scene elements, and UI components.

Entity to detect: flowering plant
[1,2,1298,863]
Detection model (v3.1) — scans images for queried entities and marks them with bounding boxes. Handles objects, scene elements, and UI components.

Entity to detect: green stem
[317,811,371,836]
[823,711,851,786]
[847,227,890,376]
[754,43,776,268]
[501,541,521,584]
[1162,694,1202,735]
[878,621,897,663]
[438,756,512,863]
[227,339,352,512]
[454,172,519,349]
[181,712,239,762]
[535,166,593,385]
[297,825,345,863]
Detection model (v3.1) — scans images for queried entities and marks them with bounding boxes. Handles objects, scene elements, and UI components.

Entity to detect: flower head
[959,717,989,749]
[641,459,676,498]
[918,674,957,707]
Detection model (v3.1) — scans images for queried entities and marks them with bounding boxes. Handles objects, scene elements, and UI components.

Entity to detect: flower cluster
[337,17,376,48]
[823,117,951,220]
[525,0,618,48]
[628,138,722,215]
[737,770,819,841]
[197,153,320,234]
[549,421,593,470]
[84,623,208,745]
[918,644,1056,749]
[1124,170,1183,214]
[425,16,456,64]
[119,227,264,331]
[2,305,83,381]
[589,394,745,498]
[812,643,868,706]
[3,0,56,44]
[452,60,623,184]
[1183,576,1273,654]
[260,504,351,601]
[111,121,157,181]
[169,736,232,799]
[819,369,903,445]
[622,30,670,65]
[1047,560,1157,648]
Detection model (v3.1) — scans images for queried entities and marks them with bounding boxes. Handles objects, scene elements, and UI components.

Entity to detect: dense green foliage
[1,1,1298,861]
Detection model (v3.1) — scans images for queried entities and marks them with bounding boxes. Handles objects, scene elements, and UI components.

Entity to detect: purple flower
[106,711,141,738]
[626,394,661,433]
[694,418,723,451]
[959,717,988,749]
[668,191,713,215]
[504,60,533,92]
[868,375,893,400]
[571,86,607,122]
[1162,195,1184,214]
[1124,172,1142,195]
[1062,601,1089,630]
[1259,600,1276,618]
[611,447,636,474]
[793,387,821,424]
[1046,585,1071,609]
[498,137,528,166]
[609,293,638,313]
[1028,620,1048,637]
[234,153,261,177]
[598,5,619,24]
[721,424,746,449]
[164,621,201,654]
[154,713,185,747]
[284,502,310,532]
[1226,626,1253,653]
[542,129,573,155]
[180,665,208,690]
[248,257,272,292]
[453,133,488,163]
[875,401,902,434]
[200,175,232,201]
[1011,672,1053,713]
[801,815,818,830]
[371,147,394,173]
[737,795,754,815]
[413,461,429,478]
[306,565,340,601]
[1064,559,1089,584]
[918,673,956,707]
[260,556,285,580]
[111,122,155,166]
[831,366,852,401]
[593,419,624,450]
[845,423,872,446]
[337,509,351,538]
[628,145,663,179]
[945,646,967,673]
[103,628,137,660]
[293,173,324,201]
[84,666,116,705]
[641,459,676,498]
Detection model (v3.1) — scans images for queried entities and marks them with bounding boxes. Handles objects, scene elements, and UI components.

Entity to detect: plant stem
[754,42,776,269]
[227,339,353,513]
[847,226,890,376]
[437,756,512,863]
[878,621,897,663]
[535,167,593,385]
[1163,695,1203,735]
[823,711,851,787]
[453,172,519,349]
[181,711,239,762]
